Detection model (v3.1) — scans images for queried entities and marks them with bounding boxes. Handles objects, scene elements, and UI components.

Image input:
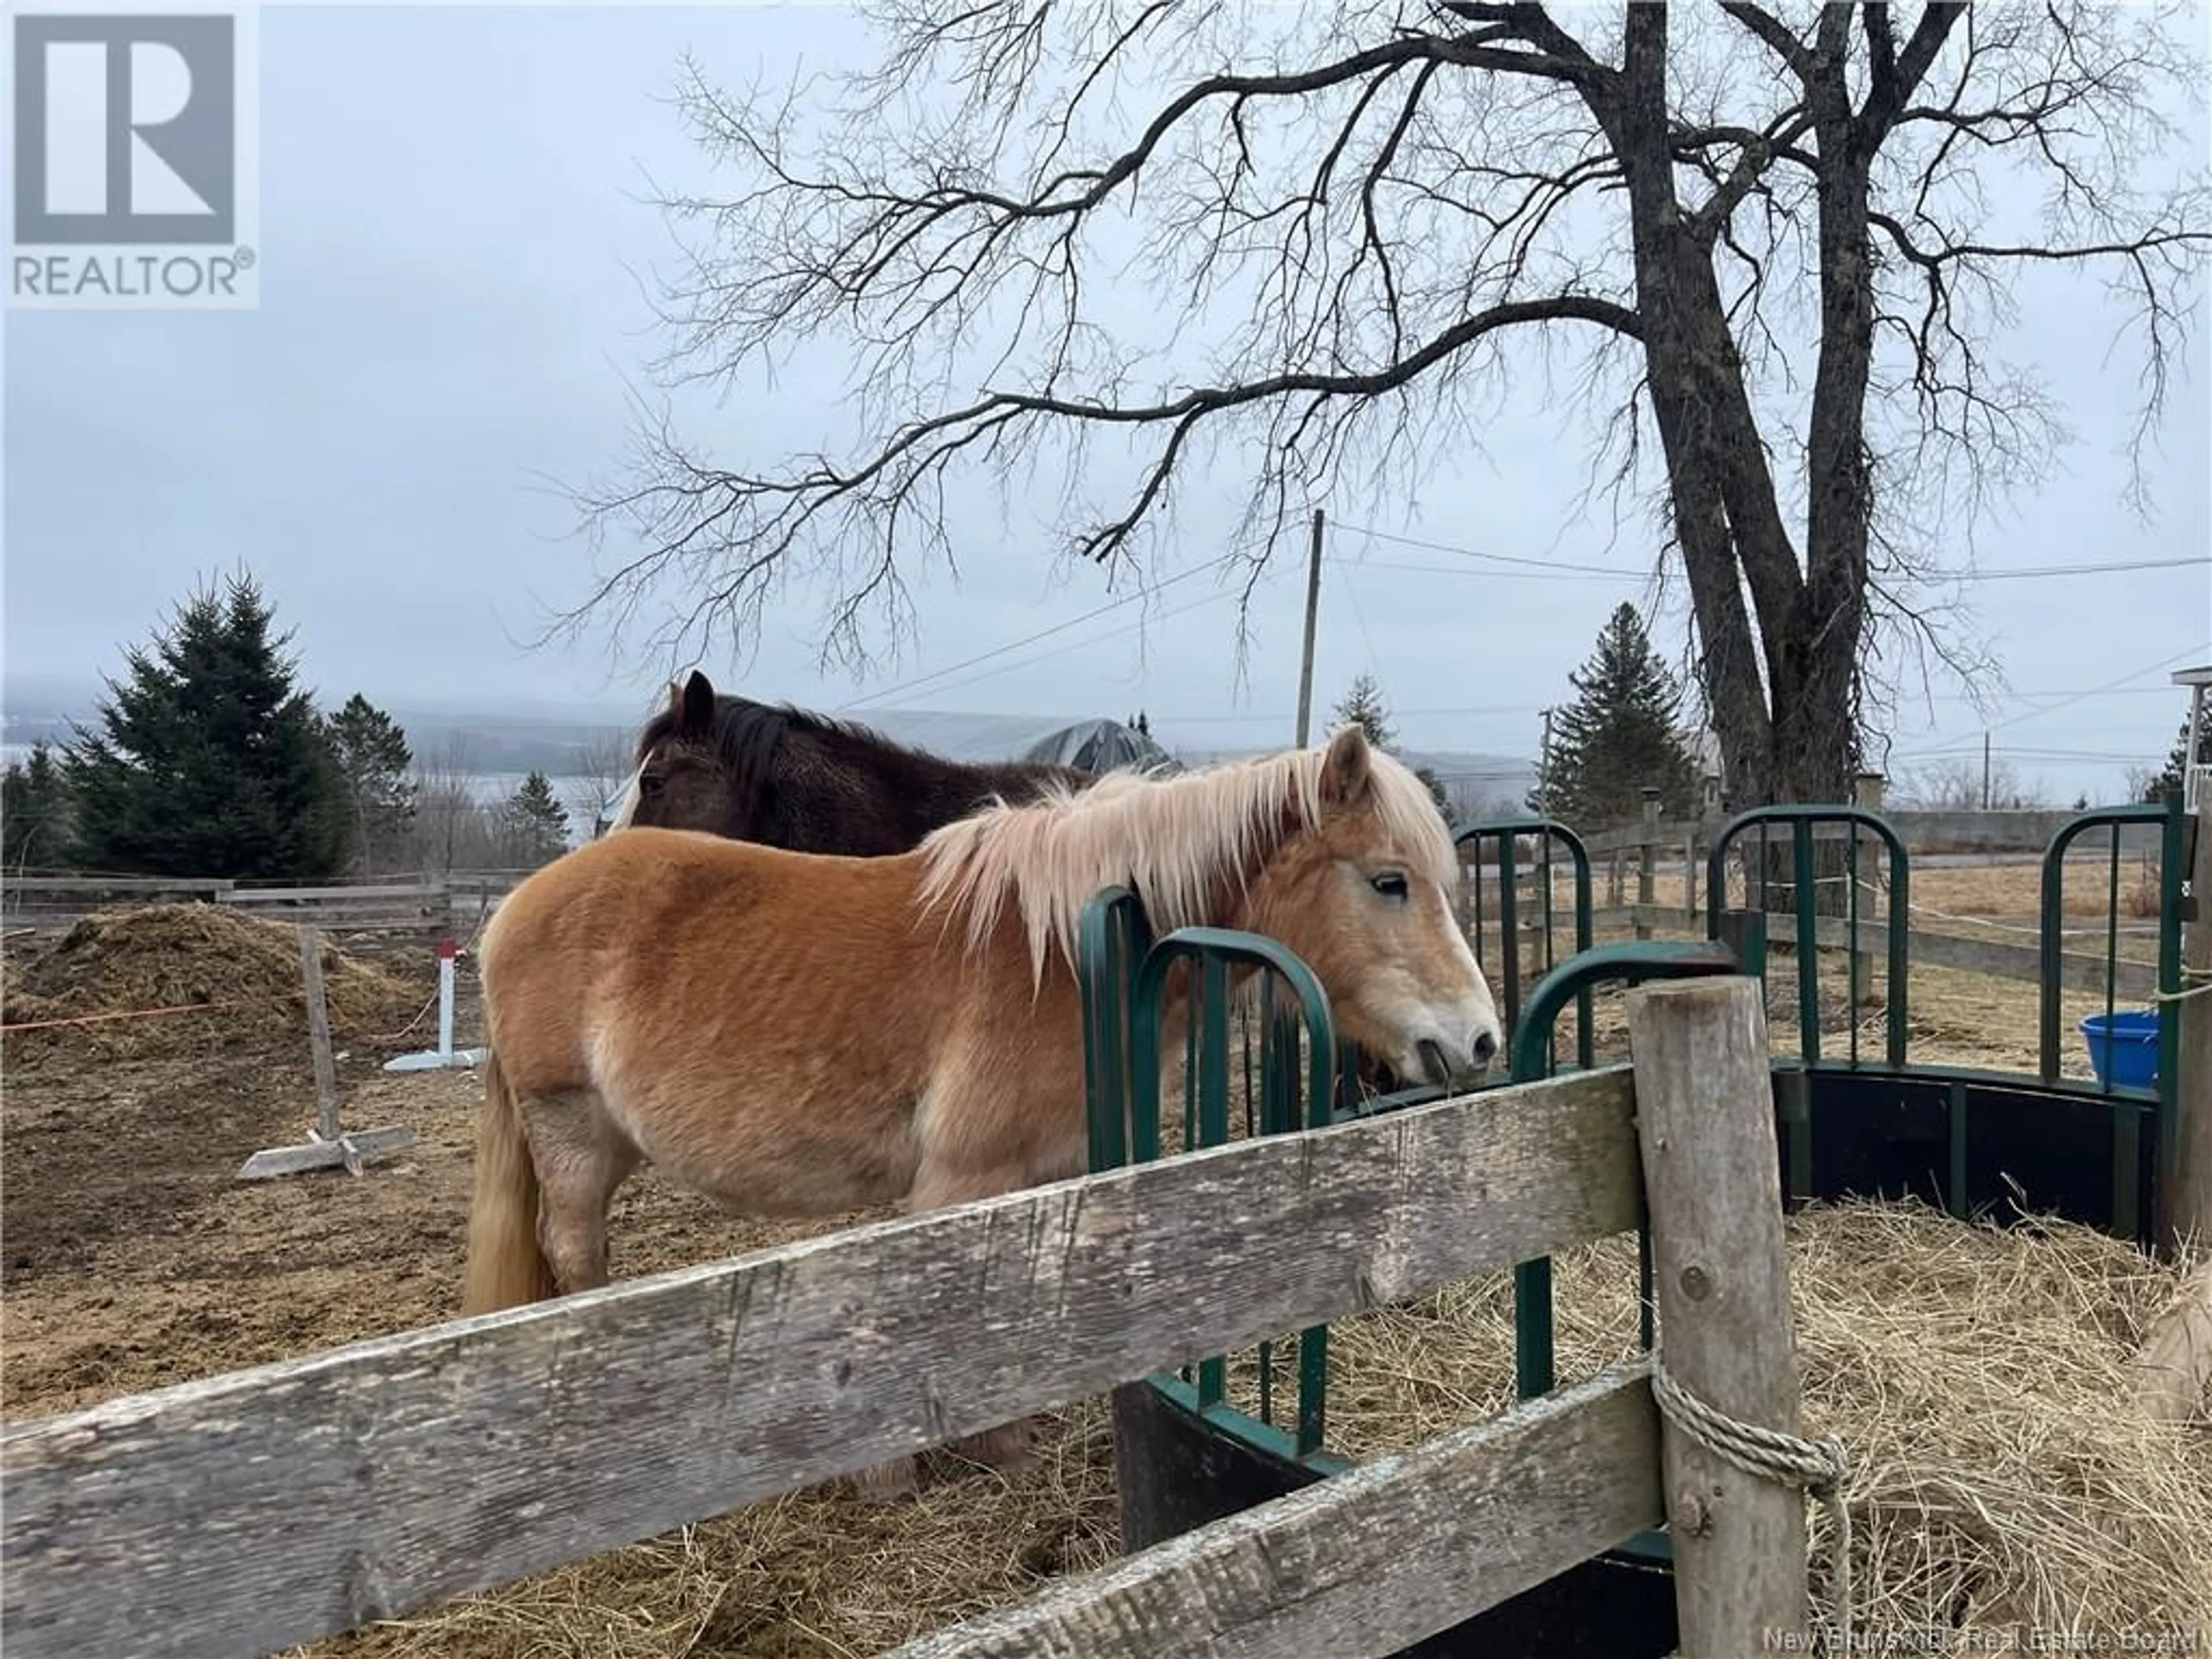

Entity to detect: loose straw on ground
[306,1199,2212,1659]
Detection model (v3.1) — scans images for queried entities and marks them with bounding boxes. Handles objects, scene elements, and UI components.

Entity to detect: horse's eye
[1369,872,1408,900]
[639,771,667,797]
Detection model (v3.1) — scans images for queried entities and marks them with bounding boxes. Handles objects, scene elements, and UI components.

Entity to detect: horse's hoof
[953,1421,1036,1475]
[850,1456,919,1502]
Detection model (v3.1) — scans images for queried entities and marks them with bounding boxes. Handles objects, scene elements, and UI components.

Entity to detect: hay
[2,904,426,1063]
[309,1404,1120,1659]
[1230,1198,2212,1650]
[305,1199,2211,1657]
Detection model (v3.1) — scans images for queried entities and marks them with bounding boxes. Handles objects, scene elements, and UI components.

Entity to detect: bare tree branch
[553,0,2209,824]
[1716,0,1813,80]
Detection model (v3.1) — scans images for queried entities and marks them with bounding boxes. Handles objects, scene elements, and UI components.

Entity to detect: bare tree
[1893,755,2047,810]
[566,729,636,837]
[405,733,495,876]
[564,1,2206,828]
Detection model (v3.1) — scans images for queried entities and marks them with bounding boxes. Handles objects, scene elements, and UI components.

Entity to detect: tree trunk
[1607,8,1783,820]
[1601,5,1869,917]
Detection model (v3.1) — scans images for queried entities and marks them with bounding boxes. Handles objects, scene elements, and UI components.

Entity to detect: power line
[834,548,1253,713]
[1331,520,2208,585]
[941,682,2180,730]
[855,589,1241,707]
[848,677,2188,730]
[1975,641,2209,736]
[1887,744,2177,766]
[1330,555,1626,584]
[813,516,2201,737]
[1948,556,2209,581]
[1332,522,1647,578]
[1988,685,2190,705]
[1878,642,2207,774]
[1156,703,1553,726]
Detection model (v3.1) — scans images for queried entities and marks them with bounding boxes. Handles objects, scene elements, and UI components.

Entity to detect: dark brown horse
[608,670,1097,850]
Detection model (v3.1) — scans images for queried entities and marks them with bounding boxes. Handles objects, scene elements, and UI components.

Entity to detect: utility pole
[2169,666,2211,1259]
[1982,730,1993,810]
[1293,507,1325,746]
[1537,707,1555,808]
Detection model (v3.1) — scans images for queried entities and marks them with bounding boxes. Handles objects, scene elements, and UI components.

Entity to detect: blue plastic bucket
[2079,1009,2160,1089]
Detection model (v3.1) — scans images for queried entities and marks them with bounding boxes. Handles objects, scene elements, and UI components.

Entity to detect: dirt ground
[0,857,2182,1655]
[0,1033,865,1418]
[1,922,1120,1658]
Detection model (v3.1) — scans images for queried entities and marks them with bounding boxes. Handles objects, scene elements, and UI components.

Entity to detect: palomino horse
[606,668,1097,850]
[462,723,1502,1495]
[604,671,1411,1099]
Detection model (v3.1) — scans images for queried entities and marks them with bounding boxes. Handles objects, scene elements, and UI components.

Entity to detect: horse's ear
[1318,724,1374,812]
[679,669,716,735]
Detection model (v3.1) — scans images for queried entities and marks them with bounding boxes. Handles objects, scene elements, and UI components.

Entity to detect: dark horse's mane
[631,681,1090,855]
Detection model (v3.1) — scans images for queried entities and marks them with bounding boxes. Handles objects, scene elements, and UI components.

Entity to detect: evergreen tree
[2143,713,2208,802]
[502,770,572,865]
[326,694,417,872]
[1330,673,1451,818]
[62,572,349,878]
[1331,673,1397,752]
[1413,763,1453,820]
[1,741,71,870]
[1528,604,1702,829]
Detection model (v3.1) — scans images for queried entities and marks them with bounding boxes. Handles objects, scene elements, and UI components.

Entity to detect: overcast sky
[6,3,2208,803]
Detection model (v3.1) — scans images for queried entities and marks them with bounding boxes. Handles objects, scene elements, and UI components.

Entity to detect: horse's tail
[460,1047,556,1316]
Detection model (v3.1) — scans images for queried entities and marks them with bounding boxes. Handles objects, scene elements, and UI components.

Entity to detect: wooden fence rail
[1560,809,2169,860]
[1575,904,2158,997]
[1,979,1812,1659]
[0,873,520,935]
[895,1365,1662,1659]
[0,875,237,895]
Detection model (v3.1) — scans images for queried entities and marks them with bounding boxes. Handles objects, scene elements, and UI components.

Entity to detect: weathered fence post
[1634,787,1661,940]
[297,924,340,1144]
[236,924,417,1181]
[1683,828,1700,924]
[1629,976,1822,1654]
[2173,795,2211,1253]
[1850,773,1888,1007]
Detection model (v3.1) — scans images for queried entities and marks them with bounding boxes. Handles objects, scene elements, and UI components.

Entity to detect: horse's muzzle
[1412,1020,1501,1089]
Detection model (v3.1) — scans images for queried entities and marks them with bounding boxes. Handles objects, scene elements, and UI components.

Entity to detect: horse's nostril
[1472,1029,1498,1065]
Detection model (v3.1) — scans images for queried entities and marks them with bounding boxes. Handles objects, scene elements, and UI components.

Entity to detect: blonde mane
[914,731,1456,982]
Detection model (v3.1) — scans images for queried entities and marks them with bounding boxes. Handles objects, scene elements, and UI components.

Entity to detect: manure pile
[3,904,426,1061]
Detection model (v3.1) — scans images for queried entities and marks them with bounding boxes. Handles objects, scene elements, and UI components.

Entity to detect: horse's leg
[903,1150,1047,1479]
[849,1455,922,1502]
[845,1149,1044,1500]
[521,1091,640,1296]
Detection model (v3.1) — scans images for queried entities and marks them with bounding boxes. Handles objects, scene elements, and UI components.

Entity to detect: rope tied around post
[2150,964,2212,1004]
[1650,1347,1854,1651]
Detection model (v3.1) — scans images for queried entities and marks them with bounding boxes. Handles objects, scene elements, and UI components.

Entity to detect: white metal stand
[382,938,486,1071]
